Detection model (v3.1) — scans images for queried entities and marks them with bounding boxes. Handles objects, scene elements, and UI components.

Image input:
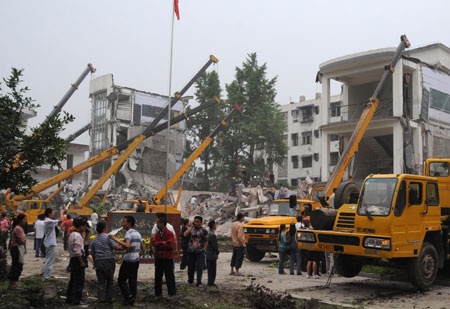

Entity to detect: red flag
[174,0,180,20]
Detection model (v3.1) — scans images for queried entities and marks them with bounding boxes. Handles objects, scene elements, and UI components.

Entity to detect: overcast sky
[2,1,450,145]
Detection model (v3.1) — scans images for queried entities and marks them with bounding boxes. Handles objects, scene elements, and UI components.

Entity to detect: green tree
[222,53,287,186]
[185,70,223,190]
[0,68,74,195]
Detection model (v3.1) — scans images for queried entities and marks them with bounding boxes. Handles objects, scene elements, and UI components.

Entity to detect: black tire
[334,182,360,209]
[408,242,438,289]
[245,246,265,262]
[334,254,362,278]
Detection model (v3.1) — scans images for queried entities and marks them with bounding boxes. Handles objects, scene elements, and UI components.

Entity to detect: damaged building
[88,74,191,199]
[277,42,450,186]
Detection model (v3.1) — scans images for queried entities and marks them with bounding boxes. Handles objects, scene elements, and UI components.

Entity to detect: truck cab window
[408,182,422,205]
[394,181,406,216]
[426,182,439,206]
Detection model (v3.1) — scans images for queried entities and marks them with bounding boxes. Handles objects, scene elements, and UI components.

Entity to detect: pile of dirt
[0,276,321,309]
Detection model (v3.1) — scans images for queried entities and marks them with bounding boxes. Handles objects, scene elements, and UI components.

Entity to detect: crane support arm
[48,63,96,119]
[152,103,242,205]
[14,57,218,203]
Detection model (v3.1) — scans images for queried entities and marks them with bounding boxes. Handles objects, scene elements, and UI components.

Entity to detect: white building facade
[277,42,450,187]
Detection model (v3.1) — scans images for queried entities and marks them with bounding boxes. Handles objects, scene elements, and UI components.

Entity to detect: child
[206,220,219,286]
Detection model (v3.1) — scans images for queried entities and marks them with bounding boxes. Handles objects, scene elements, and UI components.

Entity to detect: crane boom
[152,103,243,205]
[321,35,410,205]
[12,56,218,203]
[48,63,96,119]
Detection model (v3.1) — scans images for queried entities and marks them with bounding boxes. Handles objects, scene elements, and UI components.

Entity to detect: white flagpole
[165,1,176,213]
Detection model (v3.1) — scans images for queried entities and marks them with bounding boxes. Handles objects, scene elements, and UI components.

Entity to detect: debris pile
[181,186,276,237]
[245,283,296,309]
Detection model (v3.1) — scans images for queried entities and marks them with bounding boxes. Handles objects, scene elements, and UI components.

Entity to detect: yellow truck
[297,157,450,289]
[243,185,323,262]
[243,198,299,262]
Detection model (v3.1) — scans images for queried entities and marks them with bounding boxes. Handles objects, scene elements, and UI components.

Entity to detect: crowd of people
[1,208,249,306]
[1,206,334,305]
[277,215,334,278]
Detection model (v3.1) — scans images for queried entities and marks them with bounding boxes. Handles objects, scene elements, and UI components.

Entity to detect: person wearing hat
[7,213,27,290]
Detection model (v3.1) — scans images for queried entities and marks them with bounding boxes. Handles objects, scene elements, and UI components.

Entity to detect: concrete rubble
[179,186,297,237]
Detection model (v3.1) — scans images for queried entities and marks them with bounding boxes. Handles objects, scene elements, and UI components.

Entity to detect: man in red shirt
[61,215,73,251]
[152,215,176,299]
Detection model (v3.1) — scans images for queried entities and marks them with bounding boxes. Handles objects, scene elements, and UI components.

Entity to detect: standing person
[109,215,141,305]
[179,218,189,270]
[152,215,176,299]
[135,200,145,212]
[0,212,10,251]
[151,213,179,258]
[294,216,304,275]
[80,217,91,267]
[269,171,275,186]
[66,217,86,305]
[61,214,73,251]
[7,213,27,290]
[278,224,288,275]
[184,215,208,287]
[90,210,98,232]
[34,214,45,258]
[43,208,62,280]
[287,222,298,275]
[230,213,246,276]
[206,220,219,286]
[90,221,117,304]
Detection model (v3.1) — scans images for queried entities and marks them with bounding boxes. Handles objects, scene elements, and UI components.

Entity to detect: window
[330,152,339,165]
[292,155,299,169]
[430,88,450,113]
[429,162,449,177]
[291,133,299,146]
[283,112,288,127]
[314,129,319,138]
[408,182,422,205]
[426,182,439,206]
[302,131,312,145]
[299,106,314,122]
[331,101,341,117]
[92,92,108,153]
[291,178,299,186]
[302,156,312,168]
[66,154,74,169]
[291,110,300,123]
[330,134,340,141]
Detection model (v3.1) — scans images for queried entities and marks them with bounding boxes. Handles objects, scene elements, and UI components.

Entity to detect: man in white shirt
[34,214,46,258]
[43,208,62,280]
[91,210,98,231]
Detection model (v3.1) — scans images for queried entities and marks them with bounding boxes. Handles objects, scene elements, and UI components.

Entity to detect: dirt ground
[2,237,450,308]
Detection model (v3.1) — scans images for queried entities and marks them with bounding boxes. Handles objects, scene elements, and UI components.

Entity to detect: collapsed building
[87,74,192,202]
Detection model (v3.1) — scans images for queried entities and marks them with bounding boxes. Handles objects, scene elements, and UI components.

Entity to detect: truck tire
[334,182,360,209]
[245,246,265,262]
[408,242,438,289]
[334,254,362,278]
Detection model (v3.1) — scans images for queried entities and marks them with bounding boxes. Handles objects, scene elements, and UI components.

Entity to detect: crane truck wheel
[245,246,265,262]
[408,242,438,290]
[334,254,362,278]
[334,182,360,209]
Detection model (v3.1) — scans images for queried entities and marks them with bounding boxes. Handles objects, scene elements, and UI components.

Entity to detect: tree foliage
[222,53,287,185]
[0,68,74,195]
[186,53,287,191]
